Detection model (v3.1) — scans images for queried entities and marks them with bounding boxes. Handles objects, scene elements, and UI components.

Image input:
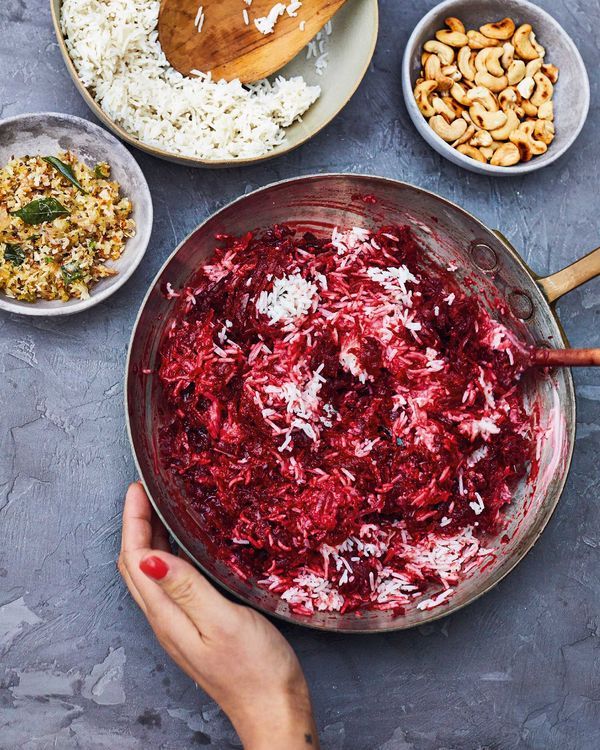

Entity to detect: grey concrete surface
[0,1,599,748]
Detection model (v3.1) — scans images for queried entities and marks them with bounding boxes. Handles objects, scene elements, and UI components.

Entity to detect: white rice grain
[61,0,320,160]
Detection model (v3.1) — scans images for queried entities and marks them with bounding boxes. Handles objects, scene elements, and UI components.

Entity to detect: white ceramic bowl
[0,112,153,316]
[401,0,590,176]
[51,0,379,168]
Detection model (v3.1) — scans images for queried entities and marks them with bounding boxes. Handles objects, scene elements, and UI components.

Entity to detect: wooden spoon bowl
[159,0,347,82]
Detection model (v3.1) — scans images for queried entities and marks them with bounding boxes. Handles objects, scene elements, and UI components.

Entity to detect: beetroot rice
[157,224,535,616]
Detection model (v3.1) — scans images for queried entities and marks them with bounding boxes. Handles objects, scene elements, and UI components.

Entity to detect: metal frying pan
[125,174,600,633]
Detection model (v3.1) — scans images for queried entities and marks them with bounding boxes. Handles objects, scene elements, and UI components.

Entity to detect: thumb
[139,551,239,636]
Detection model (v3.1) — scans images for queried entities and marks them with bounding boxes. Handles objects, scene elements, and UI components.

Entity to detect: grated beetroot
[157,225,536,616]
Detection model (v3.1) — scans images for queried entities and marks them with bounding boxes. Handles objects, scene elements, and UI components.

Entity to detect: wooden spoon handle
[537,246,600,303]
[530,347,600,367]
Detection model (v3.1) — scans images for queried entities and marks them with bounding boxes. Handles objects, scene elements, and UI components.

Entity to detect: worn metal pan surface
[126,174,600,632]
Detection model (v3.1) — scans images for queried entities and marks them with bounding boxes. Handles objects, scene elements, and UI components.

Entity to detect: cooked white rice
[61,0,321,160]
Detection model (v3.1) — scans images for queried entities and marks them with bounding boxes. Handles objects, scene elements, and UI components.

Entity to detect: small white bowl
[0,112,153,316]
[401,0,590,176]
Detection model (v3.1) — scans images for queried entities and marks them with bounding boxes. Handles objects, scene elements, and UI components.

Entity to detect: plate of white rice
[51,0,378,166]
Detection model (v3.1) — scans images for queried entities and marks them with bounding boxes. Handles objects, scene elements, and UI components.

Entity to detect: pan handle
[537,246,600,303]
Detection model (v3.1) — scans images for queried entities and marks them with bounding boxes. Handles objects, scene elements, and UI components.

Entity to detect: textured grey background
[1,0,599,748]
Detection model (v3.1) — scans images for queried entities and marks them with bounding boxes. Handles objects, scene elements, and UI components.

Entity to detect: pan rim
[124,173,576,632]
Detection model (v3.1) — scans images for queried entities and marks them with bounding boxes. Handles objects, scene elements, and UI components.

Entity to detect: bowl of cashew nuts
[402,0,590,175]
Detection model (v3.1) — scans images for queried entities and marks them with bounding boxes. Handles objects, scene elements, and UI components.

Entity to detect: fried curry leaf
[61,262,84,286]
[94,163,109,179]
[3,243,26,266]
[11,197,70,225]
[43,156,87,193]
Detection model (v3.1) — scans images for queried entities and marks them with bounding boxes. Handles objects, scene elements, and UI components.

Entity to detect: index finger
[121,482,154,552]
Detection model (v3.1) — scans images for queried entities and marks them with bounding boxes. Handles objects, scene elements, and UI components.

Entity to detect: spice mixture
[0,152,134,302]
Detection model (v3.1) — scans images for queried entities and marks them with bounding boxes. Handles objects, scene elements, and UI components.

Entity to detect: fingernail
[140,555,169,580]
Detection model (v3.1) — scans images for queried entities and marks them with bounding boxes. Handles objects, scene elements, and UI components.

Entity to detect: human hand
[118,482,319,750]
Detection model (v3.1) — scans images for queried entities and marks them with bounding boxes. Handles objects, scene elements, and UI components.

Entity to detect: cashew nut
[480,17,516,41]
[499,86,520,111]
[474,47,505,77]
[521,99,538,118]
[424,40,455,66]
[475,70,509,93]
[470,129,493,147]
[480,141,503,160]
[513,24,539,61]
[414,80,438,117]
[467,30,500,49]
[450,81,471,106]
[490,142,521,166]
[474,48,489,73]
[530,71,553,107]
[507,60,526,86]
[424,53,442,81]
[489,108,520,140]
[534,119,555,145]
[530,31,545,59]
[429,114,468,142]
[442,95,465,118]
[432,96,457,122]
[541,63,559,84]
[466,86,499,112]
[469,102,507,130]
[509,121,547,160]
[452,123,476,147]
[485,48,506,76]
[501,42,514,69]
[444,17,465,34]
[537,100,554,120]
[516,76,535,99]
[525,57,543,78]
[456,143,487,162]
[436,29,468,47]
[424,54,454,91]
[421,51,432,67]
[457,46,476,80]
[441,65,462,82]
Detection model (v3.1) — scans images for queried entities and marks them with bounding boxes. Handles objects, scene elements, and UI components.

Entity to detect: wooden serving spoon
[158,0,347,82]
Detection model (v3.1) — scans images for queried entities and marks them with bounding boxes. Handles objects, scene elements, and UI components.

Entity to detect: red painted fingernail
[140,555,169,580]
